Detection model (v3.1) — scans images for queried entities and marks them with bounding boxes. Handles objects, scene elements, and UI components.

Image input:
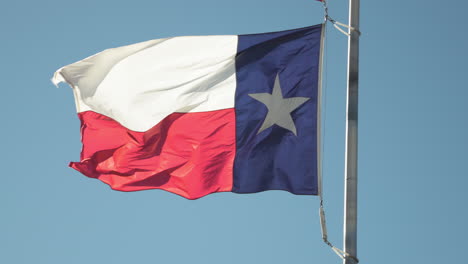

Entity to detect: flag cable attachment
[317,1,359,263]
[321,0,361,37]
[319,199,359,263]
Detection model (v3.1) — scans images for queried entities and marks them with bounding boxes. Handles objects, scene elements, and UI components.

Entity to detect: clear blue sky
[1,0,467,263]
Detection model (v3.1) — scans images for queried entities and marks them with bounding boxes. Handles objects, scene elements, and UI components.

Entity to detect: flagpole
[343,0,360,263]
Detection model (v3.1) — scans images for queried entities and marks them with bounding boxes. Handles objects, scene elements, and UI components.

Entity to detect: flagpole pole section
[343,0,360,263]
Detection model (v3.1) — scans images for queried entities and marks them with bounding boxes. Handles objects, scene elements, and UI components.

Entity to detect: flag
[52,24,324,199]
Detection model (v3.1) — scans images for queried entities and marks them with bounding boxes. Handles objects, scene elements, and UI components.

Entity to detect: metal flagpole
[343,0,360,263]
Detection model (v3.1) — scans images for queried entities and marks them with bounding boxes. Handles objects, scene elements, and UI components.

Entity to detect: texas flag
[52,24,324,199]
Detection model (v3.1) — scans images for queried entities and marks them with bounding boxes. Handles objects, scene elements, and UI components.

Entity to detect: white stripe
[53,35,238,132]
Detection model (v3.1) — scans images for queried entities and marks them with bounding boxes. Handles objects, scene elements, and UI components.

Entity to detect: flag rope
[321,0,360,36]
[317,1,359,263]
[319,201,359,263]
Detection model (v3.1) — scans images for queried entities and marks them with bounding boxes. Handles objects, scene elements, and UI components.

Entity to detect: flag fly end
[51,70,65,88]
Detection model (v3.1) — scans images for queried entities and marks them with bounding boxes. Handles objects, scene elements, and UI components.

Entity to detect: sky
[1,0,467,263]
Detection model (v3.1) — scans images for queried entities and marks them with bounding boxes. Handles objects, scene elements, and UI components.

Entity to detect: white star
[249,73,310,136]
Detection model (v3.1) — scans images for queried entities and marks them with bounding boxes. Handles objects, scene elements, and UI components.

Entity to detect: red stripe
[70,110,236,199]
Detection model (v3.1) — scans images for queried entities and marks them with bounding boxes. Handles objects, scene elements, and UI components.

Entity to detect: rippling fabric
[54,24,323,199]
